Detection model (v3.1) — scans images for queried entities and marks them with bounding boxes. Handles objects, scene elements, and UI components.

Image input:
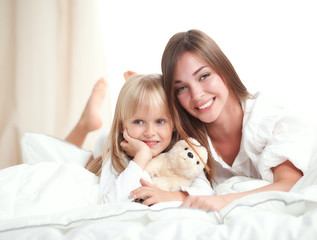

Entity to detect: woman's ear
[124,71,136,81]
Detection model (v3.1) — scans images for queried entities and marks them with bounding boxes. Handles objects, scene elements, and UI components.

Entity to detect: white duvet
[0,133,317,239]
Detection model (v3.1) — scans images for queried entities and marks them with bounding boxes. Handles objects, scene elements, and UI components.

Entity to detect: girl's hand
[131,178,188,206]
[120,129,152,169]
[180,194,232,212]
[120,128,148,156]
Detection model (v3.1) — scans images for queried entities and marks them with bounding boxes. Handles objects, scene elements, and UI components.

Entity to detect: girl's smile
[143,140,159,147]
[123,107,174,157]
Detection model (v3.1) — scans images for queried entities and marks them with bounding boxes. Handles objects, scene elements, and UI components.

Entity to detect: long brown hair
[161,29,252,183]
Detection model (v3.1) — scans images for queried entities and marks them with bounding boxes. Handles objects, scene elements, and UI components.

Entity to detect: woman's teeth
[198,99,214,110]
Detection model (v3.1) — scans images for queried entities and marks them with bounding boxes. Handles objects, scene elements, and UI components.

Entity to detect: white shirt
[211,92,315,187]
[97,138,214,204]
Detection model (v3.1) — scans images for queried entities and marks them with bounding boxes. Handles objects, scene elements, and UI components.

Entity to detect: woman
[160,29,313,211]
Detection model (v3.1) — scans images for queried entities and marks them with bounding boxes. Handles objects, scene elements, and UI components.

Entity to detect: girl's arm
[130,178,189,206]
[120,129,152,169]
[99,160,152,203]
[99,129,153,203]
[130,171,214,206]
[181,160,302,212]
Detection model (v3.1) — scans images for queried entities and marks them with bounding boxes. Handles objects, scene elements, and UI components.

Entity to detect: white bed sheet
[0,133,316,239]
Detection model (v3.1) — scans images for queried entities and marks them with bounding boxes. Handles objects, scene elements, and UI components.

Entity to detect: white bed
[0,132,316,239]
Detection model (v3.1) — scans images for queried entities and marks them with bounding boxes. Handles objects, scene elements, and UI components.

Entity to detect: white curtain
[0,0,110,169]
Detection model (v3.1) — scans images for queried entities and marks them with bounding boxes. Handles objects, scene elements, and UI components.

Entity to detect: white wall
[98,0,317,123]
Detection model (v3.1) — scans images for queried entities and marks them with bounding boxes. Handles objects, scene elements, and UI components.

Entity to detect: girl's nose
[144,124,155,137]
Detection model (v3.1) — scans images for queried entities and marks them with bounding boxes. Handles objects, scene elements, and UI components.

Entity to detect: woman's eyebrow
[174,66,208,84]
[193,66,207,76]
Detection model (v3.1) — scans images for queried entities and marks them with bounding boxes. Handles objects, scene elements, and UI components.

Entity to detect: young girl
[97,73,214,205]
[158,29,314,211]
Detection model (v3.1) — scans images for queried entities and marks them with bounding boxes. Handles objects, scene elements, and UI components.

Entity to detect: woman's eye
[156,119,166,125]
[200,73,210,80]
[175,86,187,94]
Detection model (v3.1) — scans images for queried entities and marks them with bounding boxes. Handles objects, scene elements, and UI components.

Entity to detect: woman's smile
[196,97,215,112]
[174,52,229,123]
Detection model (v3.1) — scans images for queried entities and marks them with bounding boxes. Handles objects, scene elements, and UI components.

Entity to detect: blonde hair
[92,73,179,176]
[161,29,253,183]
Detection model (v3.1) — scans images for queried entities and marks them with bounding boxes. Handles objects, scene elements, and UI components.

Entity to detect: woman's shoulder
[244,92,284,113]
[243,91,287,125]
[242,91,312,138]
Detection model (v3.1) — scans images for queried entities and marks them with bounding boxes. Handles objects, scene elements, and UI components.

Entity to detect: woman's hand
[120,129,152,169]
[181,194,234,212]
[181,161,303,212]
[131,179,188,206]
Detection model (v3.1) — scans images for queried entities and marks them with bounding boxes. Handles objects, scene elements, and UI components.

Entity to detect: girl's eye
[134,120,143,125]
[175,86,187,94]
[156,119,166,125]
[200,73,210,80]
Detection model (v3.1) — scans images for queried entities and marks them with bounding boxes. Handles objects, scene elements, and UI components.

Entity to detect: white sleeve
[177,171,215,196]
[242,93,316,182]
[258,107,315,181]
[98,160,152,203]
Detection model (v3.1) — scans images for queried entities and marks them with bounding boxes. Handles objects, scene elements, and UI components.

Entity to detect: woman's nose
[190,83,204,101]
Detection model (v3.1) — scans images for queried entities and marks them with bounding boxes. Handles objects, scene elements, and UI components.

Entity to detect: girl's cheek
[126,127,137,138]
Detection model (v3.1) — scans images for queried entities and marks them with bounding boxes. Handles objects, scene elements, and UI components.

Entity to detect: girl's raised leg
[65,78,107,147]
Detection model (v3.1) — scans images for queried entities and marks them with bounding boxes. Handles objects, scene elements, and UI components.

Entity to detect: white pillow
[21,132,92,167]
[93,130,109,159]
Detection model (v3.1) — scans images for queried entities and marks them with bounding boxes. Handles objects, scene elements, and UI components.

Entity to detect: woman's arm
[181,160,302,212]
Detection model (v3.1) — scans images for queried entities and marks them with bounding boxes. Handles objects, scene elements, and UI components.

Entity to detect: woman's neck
[205,96,243,166]
[206,95,243,143]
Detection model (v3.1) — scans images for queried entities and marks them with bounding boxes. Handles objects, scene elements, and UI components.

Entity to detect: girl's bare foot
[65,78,107,147]
[124,71,136,80]
[79,77,107,132]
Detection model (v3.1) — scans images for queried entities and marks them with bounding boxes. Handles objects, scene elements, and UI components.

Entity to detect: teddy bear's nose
[187,152,194,158]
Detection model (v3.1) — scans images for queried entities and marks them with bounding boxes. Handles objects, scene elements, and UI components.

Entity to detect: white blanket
[0,133,316,239]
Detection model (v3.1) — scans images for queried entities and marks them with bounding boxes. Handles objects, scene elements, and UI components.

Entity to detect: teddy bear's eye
[196,161,200,165]
[185,147,188,150]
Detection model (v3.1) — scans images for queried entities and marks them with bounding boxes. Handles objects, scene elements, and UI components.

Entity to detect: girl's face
[123,106,174,157]
[173,52,230,124]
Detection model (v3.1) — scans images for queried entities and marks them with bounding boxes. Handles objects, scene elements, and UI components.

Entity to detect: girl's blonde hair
[90,73,179,176]
[161,29,253,183]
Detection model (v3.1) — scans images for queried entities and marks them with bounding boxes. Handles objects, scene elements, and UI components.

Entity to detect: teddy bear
[145,138,208,191]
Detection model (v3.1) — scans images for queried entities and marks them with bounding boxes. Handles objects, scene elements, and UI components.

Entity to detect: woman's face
[173,52,230,124]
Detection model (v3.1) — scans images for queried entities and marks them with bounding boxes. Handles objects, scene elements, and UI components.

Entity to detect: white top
[97,137,214,204]
[211,92,316,187]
